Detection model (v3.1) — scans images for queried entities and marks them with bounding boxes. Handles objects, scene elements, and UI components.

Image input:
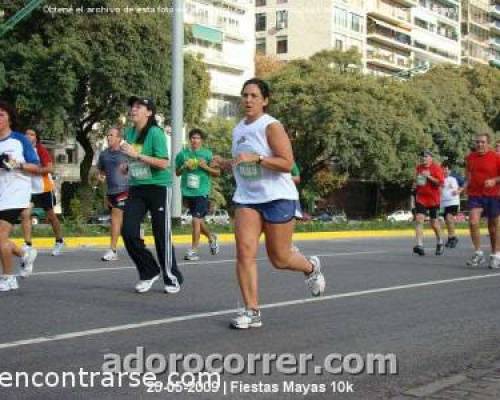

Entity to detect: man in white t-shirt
[440,162,462,248]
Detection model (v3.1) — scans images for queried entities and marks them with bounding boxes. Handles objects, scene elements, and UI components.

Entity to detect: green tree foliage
[202,116,237,209]
[264,50,500,205]
[0,0,210,184]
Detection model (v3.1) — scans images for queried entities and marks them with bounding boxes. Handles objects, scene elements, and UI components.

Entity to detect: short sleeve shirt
[97,148,129,195]
[415,162,444,208]
[175,147,213,197]
[466,151,500,197]
[124,126,172,187]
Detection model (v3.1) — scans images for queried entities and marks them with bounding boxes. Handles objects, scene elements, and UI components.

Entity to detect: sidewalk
[393,359,500,399]
[12,228,478,249]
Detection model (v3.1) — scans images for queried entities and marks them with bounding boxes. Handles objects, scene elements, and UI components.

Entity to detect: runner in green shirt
[120,96,183,294]
[175,128,220,261]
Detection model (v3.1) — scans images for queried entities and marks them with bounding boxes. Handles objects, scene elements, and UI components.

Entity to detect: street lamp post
[171,0,184,220]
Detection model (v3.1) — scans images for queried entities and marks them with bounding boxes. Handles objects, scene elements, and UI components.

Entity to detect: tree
[255,54,285,79]
[410,65,492,166]
[202,116,237,209]
[268,50,428,190]
[0,0,210,184]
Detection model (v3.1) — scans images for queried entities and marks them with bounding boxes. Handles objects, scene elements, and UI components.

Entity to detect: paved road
[0,237,499,399]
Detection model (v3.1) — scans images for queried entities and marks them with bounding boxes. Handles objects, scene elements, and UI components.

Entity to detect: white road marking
[32,251,387,276]
[1,271,499,350]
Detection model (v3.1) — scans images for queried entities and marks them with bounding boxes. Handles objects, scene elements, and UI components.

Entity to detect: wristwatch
[257,155,264,164]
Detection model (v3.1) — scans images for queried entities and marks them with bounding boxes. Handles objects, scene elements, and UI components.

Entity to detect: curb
[12,228,479,250]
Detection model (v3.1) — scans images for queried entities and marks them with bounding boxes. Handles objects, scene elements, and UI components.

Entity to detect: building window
[256,37,266,54]
[256,13,266,32]
[333,7,348,29]
[277,35,288,54]
[277,0,288,4]
[351,14,361,32]
[335,39,343,50]
[276,10,288,30]
[256,0,266,6]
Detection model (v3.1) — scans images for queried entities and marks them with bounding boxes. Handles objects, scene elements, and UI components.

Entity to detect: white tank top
[231,114,298,204]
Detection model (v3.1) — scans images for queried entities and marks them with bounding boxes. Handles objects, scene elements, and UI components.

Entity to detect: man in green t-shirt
[175,128,221,261]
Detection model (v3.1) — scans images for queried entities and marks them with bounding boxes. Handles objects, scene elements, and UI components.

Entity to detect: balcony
[491,38,500,49]
[492,20,500,34]
[413,43,459,63]
[366,49,411,70]
[368,3,411,28]
[491,5,500,18]
[392,0,417,7]
[367,20,412,51]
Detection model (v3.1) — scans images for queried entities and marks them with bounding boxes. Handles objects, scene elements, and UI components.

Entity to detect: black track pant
[122,185,183,287]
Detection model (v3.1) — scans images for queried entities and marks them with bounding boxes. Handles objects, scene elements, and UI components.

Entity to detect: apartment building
[490,0,500,67]
[461,0,491,64]
[365,0,415,75]
[255,0,366,63]
[255,0,464,77]
[185,0,255,117]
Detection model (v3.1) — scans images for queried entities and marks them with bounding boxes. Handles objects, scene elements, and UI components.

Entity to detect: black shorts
[107,191,128,210]
[31,192,56,211]
[415,203,439,220]
[185,196,209,219]
[0,208,24,225]
[443,205,459,218]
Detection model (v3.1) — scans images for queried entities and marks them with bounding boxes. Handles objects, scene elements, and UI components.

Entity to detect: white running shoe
[488,255,500,269]
[184,249,200,261]
[101,249,118,262]
[52,241,65,256]
[305,256,325,297]
[0,276,19,292]
[164,283,181,294]
[135,274,160,293]
[230,309,262,329]
[466,252,486,267]
[20,247,38,278]
[209,234,220,255]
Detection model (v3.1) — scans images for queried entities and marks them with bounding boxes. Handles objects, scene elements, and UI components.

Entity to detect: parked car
[313,210,347,223]
[387,210,413,223]
[88,212,111,225]
[180,209,192,225]
[205,209,230,225]
[17,207,47,225]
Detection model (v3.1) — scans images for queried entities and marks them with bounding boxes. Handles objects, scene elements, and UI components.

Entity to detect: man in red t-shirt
[413,150,445,256]
[465,132,500,268]
[21,129,64,262]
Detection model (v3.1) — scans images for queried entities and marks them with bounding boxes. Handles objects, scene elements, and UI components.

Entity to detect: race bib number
[186,173,200,189]
[416,175,427,186]
[129,160,152,180]
[237,162,262,180]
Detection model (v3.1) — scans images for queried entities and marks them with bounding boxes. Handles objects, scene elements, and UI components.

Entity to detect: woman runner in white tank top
[214,78,326,329]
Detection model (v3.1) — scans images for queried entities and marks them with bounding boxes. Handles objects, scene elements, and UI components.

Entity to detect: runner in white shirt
[440,162,462,248]
[0,101,40,291]
[213,79,325,329]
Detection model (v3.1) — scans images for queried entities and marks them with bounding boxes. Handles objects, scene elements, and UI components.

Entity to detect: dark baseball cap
[127,96,156,114]
[420,149,432,157]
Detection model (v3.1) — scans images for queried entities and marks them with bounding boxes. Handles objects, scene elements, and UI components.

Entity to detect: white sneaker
[230,309,262,329]
[489,255,500,269]
[135,274,160,293]
[466,252,486,267]
[209,234,220,255]
[20,247,37,278]
[164,283,181,294]
[184,249,200,261]
[52,241,65,256]
[305,256,325,297]
[0,276,19,292]
[101,249,118,261]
